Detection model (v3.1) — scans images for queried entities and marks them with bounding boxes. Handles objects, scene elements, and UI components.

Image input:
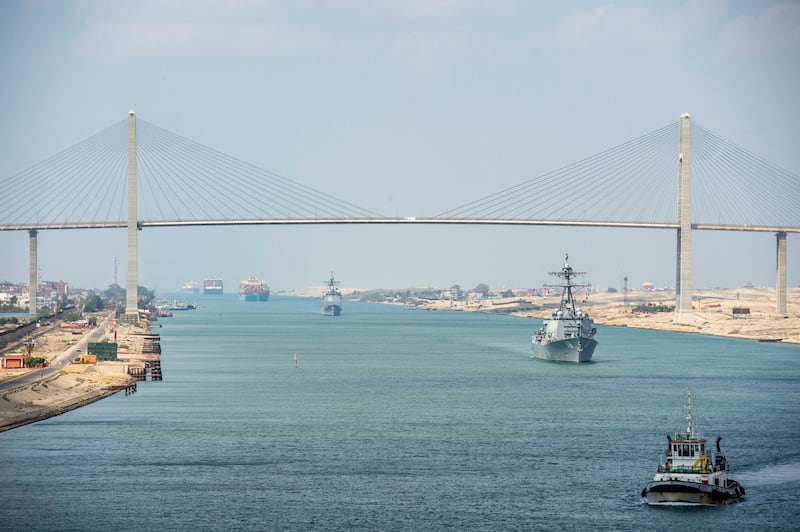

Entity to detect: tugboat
[321,272,342,316]
[531,254,598,362]
[641,389,745,506]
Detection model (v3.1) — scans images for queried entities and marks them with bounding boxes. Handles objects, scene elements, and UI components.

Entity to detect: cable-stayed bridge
[1,111,798,322]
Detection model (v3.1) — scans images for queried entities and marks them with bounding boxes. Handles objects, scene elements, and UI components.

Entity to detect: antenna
[113,255,118,286]
[623,276,629,309]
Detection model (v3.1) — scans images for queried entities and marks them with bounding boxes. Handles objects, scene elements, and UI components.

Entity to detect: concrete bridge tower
[777,231,787,316]
[124,110,140,324]
[28,229,37,314]
[674,112,694,324]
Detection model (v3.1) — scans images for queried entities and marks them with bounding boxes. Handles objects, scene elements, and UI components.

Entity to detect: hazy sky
[1,0,798,293]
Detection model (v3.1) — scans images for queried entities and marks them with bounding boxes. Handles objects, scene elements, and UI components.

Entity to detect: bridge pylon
[674,112,694,324]
[28,229,37,315]
[124,110,140,324]
[776,232,787,316]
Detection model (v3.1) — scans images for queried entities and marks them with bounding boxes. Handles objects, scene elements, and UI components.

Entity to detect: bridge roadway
[1,218,799,233]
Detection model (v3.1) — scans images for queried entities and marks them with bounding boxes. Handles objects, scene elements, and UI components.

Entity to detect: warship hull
[322,304,342,316]
[642,480,745,506]
[532,337,597,363]
[321,295,342,316]
[321,294,342,316]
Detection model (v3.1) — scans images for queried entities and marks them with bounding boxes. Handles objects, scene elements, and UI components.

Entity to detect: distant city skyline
[1,1,798,293]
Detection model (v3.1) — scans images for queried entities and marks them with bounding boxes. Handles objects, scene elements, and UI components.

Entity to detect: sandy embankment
[584,287,800,344]
[0,316,144,432]
[0,364,134,431]
[408,287,800,344]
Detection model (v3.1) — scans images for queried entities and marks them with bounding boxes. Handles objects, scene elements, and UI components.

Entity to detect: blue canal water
[1,295,799,531]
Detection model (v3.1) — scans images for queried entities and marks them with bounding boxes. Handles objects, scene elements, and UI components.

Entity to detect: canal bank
[0,314,161,432]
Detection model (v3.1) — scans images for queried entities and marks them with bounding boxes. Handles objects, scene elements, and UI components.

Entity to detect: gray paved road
[0,313,114,393]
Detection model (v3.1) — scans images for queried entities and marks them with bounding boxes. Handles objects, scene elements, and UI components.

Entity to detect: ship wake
[735,462,800,486]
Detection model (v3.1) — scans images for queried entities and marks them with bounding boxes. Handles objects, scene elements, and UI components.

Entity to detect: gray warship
[531,254,598,363]
[321,272,342,316]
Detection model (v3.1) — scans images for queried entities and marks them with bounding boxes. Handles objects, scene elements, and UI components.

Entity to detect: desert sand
[403,286,800,344]
[0,315,143,432]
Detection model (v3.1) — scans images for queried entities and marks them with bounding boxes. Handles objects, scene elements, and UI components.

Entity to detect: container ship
[179,281,200,294]
[239,277,270,301]
[203,278,224,295]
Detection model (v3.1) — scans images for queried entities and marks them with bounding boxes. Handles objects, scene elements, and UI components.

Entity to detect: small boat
[641,389,745,506]
[169,300,195,311]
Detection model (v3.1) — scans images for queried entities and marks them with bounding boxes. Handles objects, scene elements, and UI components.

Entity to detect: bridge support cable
[693,128,781,226]
[434,122,678,224]
[56,144,127,226]
[0,119,128,229]
[137,125,254,220]
[692,124,800,228]
[85,149,128,224]
[136,135,219,221]
[136,119,386,221]
[0,115,385,230]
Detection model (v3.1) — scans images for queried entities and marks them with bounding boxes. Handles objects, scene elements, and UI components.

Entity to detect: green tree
[84,295,104,312]
[473,283,490,297]
[137,286,155,309]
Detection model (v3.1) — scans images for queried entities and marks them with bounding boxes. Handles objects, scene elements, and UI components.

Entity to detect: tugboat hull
[532,337,597,363]
[642,479,745,506]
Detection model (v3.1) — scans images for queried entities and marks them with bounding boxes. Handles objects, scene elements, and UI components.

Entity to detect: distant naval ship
[531,254,598,363]
[321,272,342,316]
